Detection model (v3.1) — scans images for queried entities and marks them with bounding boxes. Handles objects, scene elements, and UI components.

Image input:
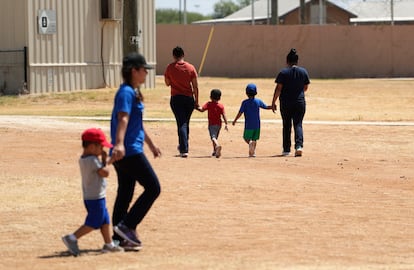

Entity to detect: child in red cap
[62,128,123,256]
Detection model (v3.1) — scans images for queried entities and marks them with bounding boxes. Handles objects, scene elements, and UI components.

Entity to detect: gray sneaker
[102,243,124,253]
[62,235,80,256]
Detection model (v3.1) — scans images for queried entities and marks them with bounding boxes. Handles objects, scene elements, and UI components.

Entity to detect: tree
[237,0,252,8]
[213,0,239,18]
[156,9,210,24]
[213,0,260,19]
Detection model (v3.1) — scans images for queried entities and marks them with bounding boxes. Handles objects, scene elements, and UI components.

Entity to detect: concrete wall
[156,24,414,78]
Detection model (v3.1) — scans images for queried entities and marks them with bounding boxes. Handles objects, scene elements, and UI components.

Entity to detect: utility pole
[183,0,187,24]
[123,0,139,56]
[300,0,305,24]
[179,0,182,24]
[251,0,255,25]
[390,0,394,25]
[271,0,278,25]
[319,0,324,25]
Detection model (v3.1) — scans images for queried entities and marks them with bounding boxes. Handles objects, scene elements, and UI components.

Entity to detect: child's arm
[97,151,110,177]
[222,113,229,131]
[232,112,242,126]
[195,105,205,112]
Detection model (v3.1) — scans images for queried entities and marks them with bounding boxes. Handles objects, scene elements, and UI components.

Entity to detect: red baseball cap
[81,128,113,148]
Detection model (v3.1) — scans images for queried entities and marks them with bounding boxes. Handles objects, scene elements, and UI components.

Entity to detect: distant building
[193,0,356,25]
[348,0,414,25]
[193,0,414,26]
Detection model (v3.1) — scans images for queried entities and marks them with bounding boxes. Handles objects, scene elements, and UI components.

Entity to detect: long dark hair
[121,63,144,102]
[286,48,299,65]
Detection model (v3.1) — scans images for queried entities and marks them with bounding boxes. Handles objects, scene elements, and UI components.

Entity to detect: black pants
[170,95,195,154]
[112,153,161,239]
[280,101,306,152]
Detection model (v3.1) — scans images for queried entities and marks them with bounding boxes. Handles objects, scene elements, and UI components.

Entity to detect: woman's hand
[109,144,125,163]
[149,144,162,158]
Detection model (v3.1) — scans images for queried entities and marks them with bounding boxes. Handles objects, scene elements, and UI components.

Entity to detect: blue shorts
[84,198,110,229]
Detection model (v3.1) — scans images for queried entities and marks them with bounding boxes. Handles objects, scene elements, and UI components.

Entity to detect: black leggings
[112,153,161,238]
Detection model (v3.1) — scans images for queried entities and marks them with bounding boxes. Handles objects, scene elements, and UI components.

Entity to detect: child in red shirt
[197,89,228,158]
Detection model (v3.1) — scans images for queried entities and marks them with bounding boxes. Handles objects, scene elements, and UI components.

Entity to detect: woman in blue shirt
[272,48,310,157]
[109,52,161,250]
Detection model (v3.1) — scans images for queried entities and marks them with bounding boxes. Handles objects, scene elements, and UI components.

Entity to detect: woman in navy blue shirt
[271,48,310,157]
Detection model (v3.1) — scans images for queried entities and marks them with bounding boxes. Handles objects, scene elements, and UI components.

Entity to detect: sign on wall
[38,10,56,35]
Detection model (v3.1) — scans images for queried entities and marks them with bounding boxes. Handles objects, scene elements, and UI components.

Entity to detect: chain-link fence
[0,47,27,95]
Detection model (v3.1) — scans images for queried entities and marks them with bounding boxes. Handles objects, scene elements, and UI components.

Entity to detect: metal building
[0,0,156,95]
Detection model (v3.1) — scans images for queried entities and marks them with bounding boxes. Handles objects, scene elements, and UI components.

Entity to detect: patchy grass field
[1,77,414,121]
[0,78,413,270]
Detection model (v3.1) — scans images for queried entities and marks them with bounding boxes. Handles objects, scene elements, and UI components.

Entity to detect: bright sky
[155,0,219,15]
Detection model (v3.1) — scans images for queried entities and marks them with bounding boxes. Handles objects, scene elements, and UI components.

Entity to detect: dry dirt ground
[1,77,414,270]
[0,115,413,270]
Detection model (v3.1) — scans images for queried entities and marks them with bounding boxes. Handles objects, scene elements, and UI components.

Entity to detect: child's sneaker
[215,145,222,158]
[62,234,80,256]
[102,243,124,253]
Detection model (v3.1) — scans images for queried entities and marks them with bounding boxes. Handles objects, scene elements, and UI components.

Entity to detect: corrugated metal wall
[26,0,123,93]
[0,0,156,94]
[138,0,156,89]
[0,0,26,48]
[0,0,27,94]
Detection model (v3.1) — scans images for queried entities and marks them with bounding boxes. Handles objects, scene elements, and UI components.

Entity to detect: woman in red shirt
[164,46,199,158]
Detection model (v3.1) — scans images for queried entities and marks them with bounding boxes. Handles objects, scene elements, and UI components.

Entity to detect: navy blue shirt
[275,66,310,105]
